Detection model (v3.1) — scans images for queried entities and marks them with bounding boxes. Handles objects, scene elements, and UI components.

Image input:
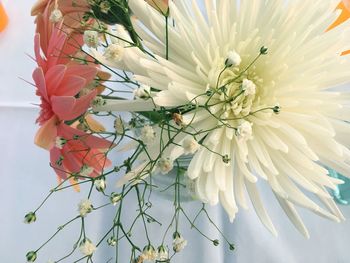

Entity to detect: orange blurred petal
[327,1,350,31]
[0,3,8,32]
[34,116,58,150]
[85,115,106,133]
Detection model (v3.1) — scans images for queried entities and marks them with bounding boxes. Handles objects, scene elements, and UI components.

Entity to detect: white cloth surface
[1,1,350,263]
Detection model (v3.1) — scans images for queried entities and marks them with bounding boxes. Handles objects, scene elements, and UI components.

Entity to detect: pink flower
[33,20,99,150]
[50,123,113,181]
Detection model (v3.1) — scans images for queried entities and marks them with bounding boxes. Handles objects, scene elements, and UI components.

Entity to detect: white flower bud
[99,1,111,13]
[141,245,157,260]
[236,121,253,140]
[157,245,169,261]
[172,233,187,253]
[49,9,63,23]
[114,116,125,134]
[80,165,94,177]
[134,85,151,100]
[110,192,122,205]
[241,79,256,96]
[157,157,174,174]
[104,43,124,62]
[84,30,99,48]
[107,236,117,246]
[94,178,106,192]
[226,50,241,67]
[79,239,96,256]
[182,137,199,155]
[78,199,93,217]
[55,136,67,149]
[140,125,156,145]
[92,96,106,107]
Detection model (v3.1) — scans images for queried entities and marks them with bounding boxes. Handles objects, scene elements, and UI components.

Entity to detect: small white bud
[110,192,122,205]
[55,136,67,149]
[134,85,151,100]
[99,1,111,13]
[114,116,125,134]
[80,165,94,177]
[49,9,63,23]
[141,245,157,261]
[241,79,256,96]
[94,178,106,192]
[173,233,187,253]
[107,236,117,246]
[182,137,200,155]
[157,245,169,261]
[78,199,93,217]
[226,51,241,67]
[79,239,96,256]
[104,43,124,62]
[92,96,106,107]
[236,121,253,140]
[140,125,156,145]
[84,30,99,48]
[157,157,174,174]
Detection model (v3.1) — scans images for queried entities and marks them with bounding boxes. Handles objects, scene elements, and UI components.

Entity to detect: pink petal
[51,96,75,120]
[34,34,46,69]
[34,115,58,150]
[33,67,48,101]
[65,65,98,84]
[69,90,97,119]
[55,75,86,96]
[59,123,114,149]
[45,64,66,96]
[51,91,96,120]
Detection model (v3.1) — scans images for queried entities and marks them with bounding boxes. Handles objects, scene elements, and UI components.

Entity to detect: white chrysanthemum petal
[274,193,310,239]
[245,179,278,236]
[95,99,155,112]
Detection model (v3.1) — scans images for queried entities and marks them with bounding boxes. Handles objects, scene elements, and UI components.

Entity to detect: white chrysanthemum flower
[78,199,93,217]
[97,0,350,237]
[84,30,99,48]
[79,239,97,256]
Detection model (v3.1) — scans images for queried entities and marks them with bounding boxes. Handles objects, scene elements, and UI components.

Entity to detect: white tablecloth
[1,1,350,262]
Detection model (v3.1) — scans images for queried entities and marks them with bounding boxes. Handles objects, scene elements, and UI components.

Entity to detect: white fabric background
[1,1,350,262]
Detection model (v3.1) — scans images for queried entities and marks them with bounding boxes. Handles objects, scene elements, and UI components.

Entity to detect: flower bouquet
[26,0,350,262]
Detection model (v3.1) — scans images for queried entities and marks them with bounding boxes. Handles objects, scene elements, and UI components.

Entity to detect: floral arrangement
[25,0,350,262]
